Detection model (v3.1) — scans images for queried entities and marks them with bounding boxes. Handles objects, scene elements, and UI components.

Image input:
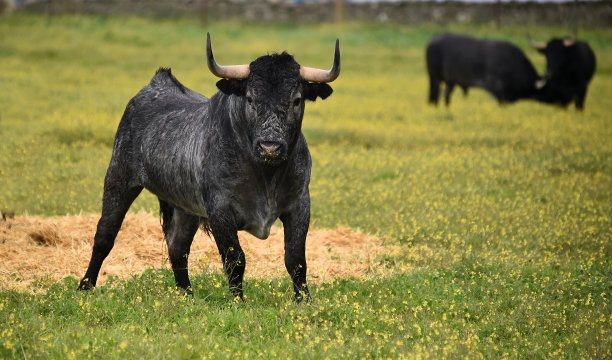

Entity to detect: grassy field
[1,15,611,358]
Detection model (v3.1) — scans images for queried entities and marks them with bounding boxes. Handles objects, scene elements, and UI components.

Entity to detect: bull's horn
[300,38,341,83]
[535,78,547,89]
[563,38,576,47]
[527,35,547,50]
[206,32,250,79]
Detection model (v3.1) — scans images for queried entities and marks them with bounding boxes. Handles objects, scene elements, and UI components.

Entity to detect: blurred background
[2,0,611,29]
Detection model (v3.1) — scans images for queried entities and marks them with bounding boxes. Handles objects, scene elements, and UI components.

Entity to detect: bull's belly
[144,184,209,219]
[148,180,280,240]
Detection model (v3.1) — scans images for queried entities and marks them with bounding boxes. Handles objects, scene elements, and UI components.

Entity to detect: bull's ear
[216,79,246,96]
[304,82,333,101]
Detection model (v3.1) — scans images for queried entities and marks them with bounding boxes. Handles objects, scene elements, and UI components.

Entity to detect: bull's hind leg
[159,200,199,293]
[78,170,142,290]
[444,82,455,106]
[575,84,588,110]
[280,195,311,303]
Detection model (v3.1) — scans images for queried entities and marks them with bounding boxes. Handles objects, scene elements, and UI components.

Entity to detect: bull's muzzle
[257,141,284,162]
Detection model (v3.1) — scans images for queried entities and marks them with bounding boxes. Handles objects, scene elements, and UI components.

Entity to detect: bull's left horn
[563,38,576,47]
[300,38,341,83]
[206,33,250,79]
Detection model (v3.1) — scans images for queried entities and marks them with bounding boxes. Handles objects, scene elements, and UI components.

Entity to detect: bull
[426,32,546,106]
[529,37,596,110]
[78,33,340,302]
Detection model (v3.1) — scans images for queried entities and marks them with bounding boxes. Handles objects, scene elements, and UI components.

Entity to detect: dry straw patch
[0,213,405,289]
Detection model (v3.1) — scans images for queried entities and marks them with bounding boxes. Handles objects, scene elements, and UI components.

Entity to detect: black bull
[427,32,545,106]
[530,37,596,110]
[426,32,596,109]
[78,34,340,302]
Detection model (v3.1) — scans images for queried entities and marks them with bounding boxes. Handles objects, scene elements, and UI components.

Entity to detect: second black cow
[426,32,545,106]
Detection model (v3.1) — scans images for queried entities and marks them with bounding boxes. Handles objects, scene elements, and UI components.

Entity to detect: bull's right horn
[527,35,547,50]
[535,79,547,89]
[206,33,250,79]
[299,38,341,83]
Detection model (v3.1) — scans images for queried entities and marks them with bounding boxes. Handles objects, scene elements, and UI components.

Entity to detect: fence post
[495,0,501,29]
[572,0,578,38]
[200,0,208,27]
[335,0,344,24]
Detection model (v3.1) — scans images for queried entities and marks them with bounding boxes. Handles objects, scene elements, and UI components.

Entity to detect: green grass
[1,265,609,359]
[1,14,611,359]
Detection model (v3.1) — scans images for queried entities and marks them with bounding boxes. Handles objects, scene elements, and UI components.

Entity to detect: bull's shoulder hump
[150,67,185,91]
[148,68,208,102]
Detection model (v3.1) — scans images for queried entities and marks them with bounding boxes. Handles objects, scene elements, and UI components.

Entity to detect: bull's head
[529,37,576,87]
[206,33,340,166]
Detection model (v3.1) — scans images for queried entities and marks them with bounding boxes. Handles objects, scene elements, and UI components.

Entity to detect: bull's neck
[211,93,244,137]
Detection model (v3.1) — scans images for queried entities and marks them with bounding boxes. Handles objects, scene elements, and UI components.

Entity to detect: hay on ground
[0,213,404,289]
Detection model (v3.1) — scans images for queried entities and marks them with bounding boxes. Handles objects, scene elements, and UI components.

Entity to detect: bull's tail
[199,220,212,238]
[159,199,174,238]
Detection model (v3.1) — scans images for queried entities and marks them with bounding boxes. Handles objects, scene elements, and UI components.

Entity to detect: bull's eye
[293,98,302,108]
[246,96,254,107]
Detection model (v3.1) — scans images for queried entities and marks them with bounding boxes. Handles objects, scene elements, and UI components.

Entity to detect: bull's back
[427,33,489,87]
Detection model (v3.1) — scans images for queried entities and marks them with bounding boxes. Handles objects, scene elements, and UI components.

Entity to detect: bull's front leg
[280,194,311,303]
[209,212,246,300]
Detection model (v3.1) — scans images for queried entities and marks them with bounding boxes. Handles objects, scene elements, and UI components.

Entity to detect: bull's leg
[444,82,455,106]
[160,202,199,294]
[78,171,142,290]
[209,213,245,300]
[280,195,311,303]
[428,77,440,105]
[575,84,588,110]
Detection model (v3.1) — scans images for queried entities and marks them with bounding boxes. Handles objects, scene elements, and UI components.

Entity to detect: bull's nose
[258,141,281,154]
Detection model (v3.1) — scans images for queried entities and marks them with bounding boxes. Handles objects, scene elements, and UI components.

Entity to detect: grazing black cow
[78,33,340,302]
[530,37,596,110]
[426,32,545,106]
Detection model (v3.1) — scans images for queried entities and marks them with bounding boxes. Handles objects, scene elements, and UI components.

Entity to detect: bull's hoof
[229,288,244,302]
[295,292,312,304]
[77,278,94,291]
[177,286,193,296]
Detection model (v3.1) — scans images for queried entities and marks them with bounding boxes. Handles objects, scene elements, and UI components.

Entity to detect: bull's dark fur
[534,38,596,110]
[426,33,545,106]
[78,52,333,302]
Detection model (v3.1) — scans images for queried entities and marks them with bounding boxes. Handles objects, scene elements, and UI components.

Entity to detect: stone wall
[19,0,612,28]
